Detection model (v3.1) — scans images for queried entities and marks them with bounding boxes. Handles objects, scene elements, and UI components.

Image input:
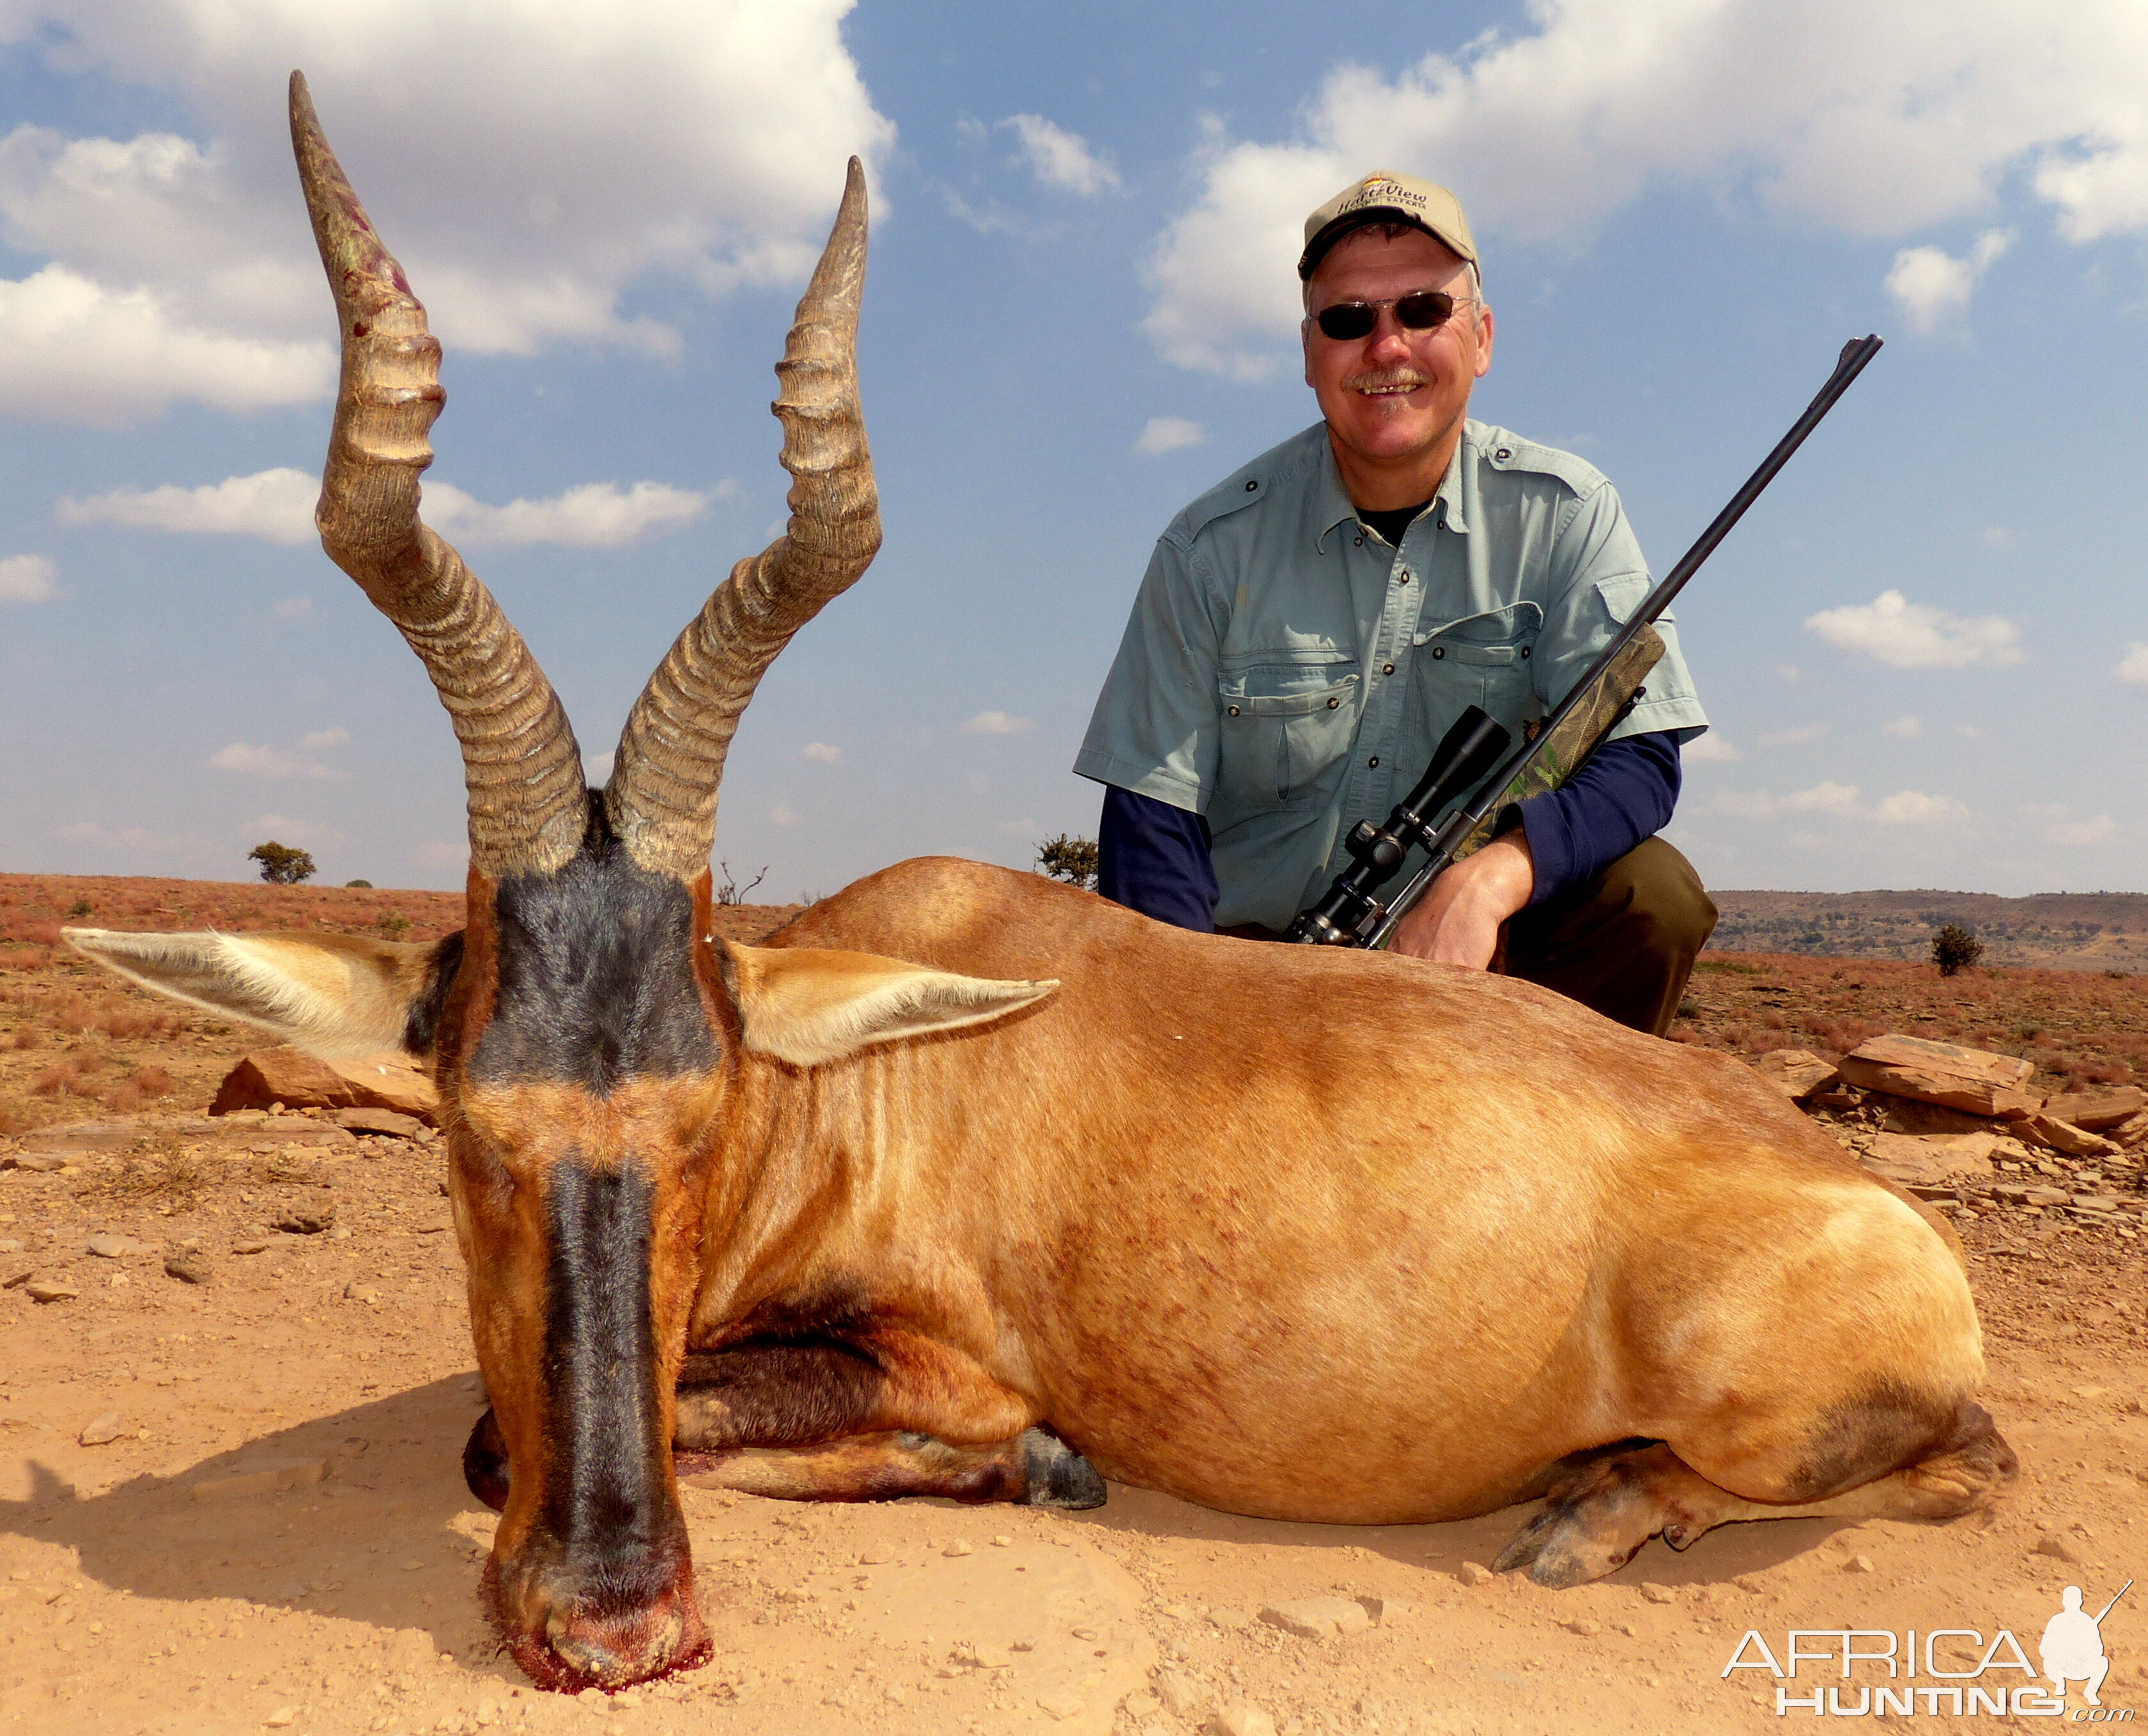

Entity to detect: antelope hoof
[1017,1429,1106,1510]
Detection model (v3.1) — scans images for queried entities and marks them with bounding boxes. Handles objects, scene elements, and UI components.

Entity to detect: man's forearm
[1515,730,1682,906]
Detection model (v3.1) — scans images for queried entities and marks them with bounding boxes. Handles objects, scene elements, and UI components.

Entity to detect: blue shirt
[1075,419,1710,932]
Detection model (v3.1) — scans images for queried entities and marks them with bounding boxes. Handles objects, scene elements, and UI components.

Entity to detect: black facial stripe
[541,1159,676,1585]
[402,930,465,1055]
[472,834,716,1091]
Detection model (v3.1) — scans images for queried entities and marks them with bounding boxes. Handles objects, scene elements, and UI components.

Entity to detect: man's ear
[62,927,464,1059]
[719,942,1056,1067]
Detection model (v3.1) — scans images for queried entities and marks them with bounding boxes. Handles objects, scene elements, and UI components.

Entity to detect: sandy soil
[1,888,2145,1733]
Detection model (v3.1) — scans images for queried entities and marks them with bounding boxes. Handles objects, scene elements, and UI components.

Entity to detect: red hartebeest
[66,74,2014,1694]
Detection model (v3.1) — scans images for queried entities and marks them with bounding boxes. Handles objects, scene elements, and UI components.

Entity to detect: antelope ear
[61,927,463,1059]
[720,943,1056,1067]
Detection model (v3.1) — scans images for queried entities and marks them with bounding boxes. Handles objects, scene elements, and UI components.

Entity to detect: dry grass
[77,1148,217,1211]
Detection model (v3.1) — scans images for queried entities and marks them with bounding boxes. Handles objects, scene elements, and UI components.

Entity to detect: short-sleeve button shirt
[1074,419,1710,933]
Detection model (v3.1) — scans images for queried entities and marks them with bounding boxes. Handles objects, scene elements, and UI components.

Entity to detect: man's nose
[1364,317,1414,362]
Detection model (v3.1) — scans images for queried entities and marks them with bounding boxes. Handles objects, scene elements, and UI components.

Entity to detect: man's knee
[1599,837,1717,959]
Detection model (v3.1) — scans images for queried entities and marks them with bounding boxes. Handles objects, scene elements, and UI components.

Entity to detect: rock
[164,1255,211,1285]
[272,1203,336,1235]
[1641,1583,1678,1604]
[9,1153,68,1174]
[1877,1096,2004,1136]
[1837,1035,2038,1118]
[1209,1705,1277,1736]
[3,1266,32,1289]
[1863,1131,1997,1190]
[1457,1561,1494,1586]
[1123,1693,1163,1719]
[2023,1186,2074,1207]
[941,1540,973,1557]
[0,1238,20,1252]
[2075,1194,2124,1213]
[190,1457,329,1501]
[1562,1616,1603,1636]
[1154,1672,1210,1717]
[1259,1596,1370,1640]
[1844,1554,1875,1574]
[343,1283,380,1304]
[2109,1110,2148,1149]
[2041,1087,2146,1132]
[212,1047,436,1122]
[1207,1607,1250,1631]
[86,1234,154,1258]
[231,1238,272,1256]
[26,1278,79,1303]
[17,1122,141,1155]
[331,1106,425,1138]
[1754,1049,1838,1101]
[78,1412,126,1446]
[1035,1688,1088,1722]
[2015,1114,2121,1159]
[1355,1595,1416,1627]
[2035,1533,2083,1564]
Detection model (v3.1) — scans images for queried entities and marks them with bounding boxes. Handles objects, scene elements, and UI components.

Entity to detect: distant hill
[1706,889,2148,972]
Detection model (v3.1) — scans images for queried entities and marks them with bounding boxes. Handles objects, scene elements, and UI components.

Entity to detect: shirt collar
[1312,424,1472,552]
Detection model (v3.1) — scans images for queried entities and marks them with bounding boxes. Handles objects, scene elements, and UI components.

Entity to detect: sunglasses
[1311,290,1467,343]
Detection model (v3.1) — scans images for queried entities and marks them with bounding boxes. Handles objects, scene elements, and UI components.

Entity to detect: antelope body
[66,74,2014,1694]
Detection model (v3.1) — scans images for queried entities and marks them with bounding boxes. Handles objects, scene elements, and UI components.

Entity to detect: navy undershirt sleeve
[1515,730,1683,908]
[1097,786,1219,932]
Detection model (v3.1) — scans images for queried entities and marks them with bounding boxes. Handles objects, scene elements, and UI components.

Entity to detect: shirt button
[1382,662,1395,674]
[1432,646,1446,660]
[1226,704,1240,717]
[1495,447,1511,460]
[1368,756,1380,768]
[1397,571,1411,585]
[1245,479,1259,492]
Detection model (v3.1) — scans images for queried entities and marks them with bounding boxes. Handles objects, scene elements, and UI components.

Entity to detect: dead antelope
[66,72,2014,1694]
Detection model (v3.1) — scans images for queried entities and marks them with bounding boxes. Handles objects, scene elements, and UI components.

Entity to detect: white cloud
[1758,724,1826,747]
[209,740,339,779]
[0,2,894,422]
[1717,779,1969,826]
[2117,643,2148,684]
[1804,589,2025,669]
[59,465,318,542]
[801,741,842,764]
[1133,415,1207,457]
[1882,715,1923,737]
[1871,789,1970,825]
[243,812,346,853]
[272,596,315,620]
[1000,114,1120,197]
[1883,228,2012,334]
[771,802,802,826]
[2049,813,2116,846]
[0,551,61,602]
[960,709,1037,736]
[58,467,706,548]
[1140,1,2148,375]
[1683,731,1740,763]
[297,727,349,752]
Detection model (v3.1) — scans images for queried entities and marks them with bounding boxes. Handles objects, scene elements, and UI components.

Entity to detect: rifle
[2094,1581,2132,1625]
[1285,334,1884,950]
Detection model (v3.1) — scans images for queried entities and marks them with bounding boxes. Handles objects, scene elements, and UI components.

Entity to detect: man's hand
[1389,830,1534,968]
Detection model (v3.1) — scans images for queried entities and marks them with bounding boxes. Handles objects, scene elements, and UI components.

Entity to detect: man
[1074,171,1716,1035]
[2039,1585,2117,1707]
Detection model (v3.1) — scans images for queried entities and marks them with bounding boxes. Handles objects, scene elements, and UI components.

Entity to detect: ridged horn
[603,159,879,881]
[290,70,589,880]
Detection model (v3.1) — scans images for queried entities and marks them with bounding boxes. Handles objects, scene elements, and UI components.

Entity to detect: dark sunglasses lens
[1315,303,1377,341]
[1394,291,1456,329]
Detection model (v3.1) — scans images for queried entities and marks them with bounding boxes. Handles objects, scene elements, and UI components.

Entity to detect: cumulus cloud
[1758,724,1826,747]
[0,551,61,602]
[1140,0,2148,375]
[1871,789,1970,825]
[1804,589,2025,669]
[1133,416,1207,457]
[58,467,707,548]
[298,727,349,751]
[2048,812,2116,846]
[1000,114,1120,196]
[1884,229,2012,334]
[1717,780,1968,826]
[2117,643,2148,684]
[208,737,343,779]
[801,741,842,764]
[1883,715,1923,737]
[0,1,893,422]
[1683,731,1740,763]
[960,709,1037,736]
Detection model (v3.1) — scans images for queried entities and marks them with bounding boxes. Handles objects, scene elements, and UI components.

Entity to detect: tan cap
[1298,170,1477,281]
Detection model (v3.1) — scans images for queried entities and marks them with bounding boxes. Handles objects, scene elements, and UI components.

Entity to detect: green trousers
[1497,837,1718,1037]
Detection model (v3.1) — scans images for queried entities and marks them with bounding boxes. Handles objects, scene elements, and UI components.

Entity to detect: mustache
[1344,369,1429,393]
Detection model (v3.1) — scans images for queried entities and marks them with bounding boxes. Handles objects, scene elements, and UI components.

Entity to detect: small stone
[1562,1616,1602,1636]
[272,1206,335,1236]
[1641,1583,1678,1604]
[1844,1554,1876,1574]
[942,1540,973,1558]
[264,1710,296,1728]
[1207,1607,1250,1632]
[12,1154,67,1173]
[164,1255,210,1286]
[86,1234,153,1258]
[2036,1533,2084,1564]
[325,1225,352,1241]
[343,1283,381,1305]
[1258,1596,1370,1640]
[231,1238,272,1256]
[1734,1574,1768,1593]
[1010,1635,1037,1652]
[1036,1688,1087,1721]
[0,1238,20,1252]
[858,1547,893,1565]
[78,1412,126,1446]
[1124,1693,1163,1719]
[1209,1704,1277,1736]
[1356,1596,1417,1627]
[1457,1562,1494,1586]
[992,1535,1014,1547]
[1154,1671,1209,1717]
[26,1278,79,1303]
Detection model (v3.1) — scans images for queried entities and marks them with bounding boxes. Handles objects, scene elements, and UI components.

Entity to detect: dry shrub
[10,1024,42,1050]
[31,1053,109,1099]
[107,1065,178,1114]
[0,1100,25,1136]
[79,1151,213,1211]
[95,1003,182,1041]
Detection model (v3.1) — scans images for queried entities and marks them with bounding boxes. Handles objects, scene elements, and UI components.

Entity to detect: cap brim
[1297,209,1458,281]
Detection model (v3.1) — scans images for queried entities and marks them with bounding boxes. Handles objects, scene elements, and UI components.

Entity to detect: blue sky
[2,0,2145,899]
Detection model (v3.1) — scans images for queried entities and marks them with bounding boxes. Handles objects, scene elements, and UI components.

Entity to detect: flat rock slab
[1838,1035,2038,1118]
[4,1152,69,1173]
[78,1413,127,1446]
[13,1122,147,1154]
[2015,1113,2120,1158]
[212,1048,435,1122]
[1259,1596,1371,1640]
[25,1278,79,1303]
[86,1234,157,1258]
[330,1106,424,1138]
[1752,1048,1839,1101]
[2041,1086,2146,1131]
[1863,1131,1998,1188]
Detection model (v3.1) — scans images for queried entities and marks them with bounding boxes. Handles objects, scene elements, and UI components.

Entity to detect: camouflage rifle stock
[1286,336,1885,952]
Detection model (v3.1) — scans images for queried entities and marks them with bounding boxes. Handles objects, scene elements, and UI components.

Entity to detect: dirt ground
[2,875,2145,1734]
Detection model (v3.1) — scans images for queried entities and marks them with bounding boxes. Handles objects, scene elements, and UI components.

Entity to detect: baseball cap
[1298,171,1478,282]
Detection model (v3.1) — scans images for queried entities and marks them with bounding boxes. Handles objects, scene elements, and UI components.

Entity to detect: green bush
[1036,834,1099,892]
[1932,923,1984,977]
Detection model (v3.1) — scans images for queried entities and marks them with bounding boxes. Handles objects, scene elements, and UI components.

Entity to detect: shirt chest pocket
[1412,605,1541,726]
[1216,658,1360,809]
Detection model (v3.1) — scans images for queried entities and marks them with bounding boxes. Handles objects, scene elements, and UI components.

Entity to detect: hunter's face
[1302,228,1492,484]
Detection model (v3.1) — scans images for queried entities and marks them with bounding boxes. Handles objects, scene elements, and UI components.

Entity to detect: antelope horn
[290,71,589,880]
[604,159,879,881]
